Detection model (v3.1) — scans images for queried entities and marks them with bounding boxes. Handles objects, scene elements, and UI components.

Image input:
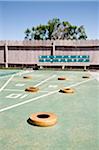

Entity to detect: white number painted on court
[48,85,58,88]
[15,83,25,87]
[6,93,28,99]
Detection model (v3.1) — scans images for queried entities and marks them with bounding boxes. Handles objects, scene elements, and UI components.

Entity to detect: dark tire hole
[37,114,50,119]
[66,88,70,90]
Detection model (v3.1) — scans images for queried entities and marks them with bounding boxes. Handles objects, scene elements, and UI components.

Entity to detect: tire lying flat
[25,87,39,92]
[59,88,74,93]
[29,112,58,127]
[23,76,32,79]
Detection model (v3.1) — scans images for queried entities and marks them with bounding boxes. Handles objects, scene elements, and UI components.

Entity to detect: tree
[24,28,31,40]
[30,27,35,40]
[77,26,87,40]
[24,18,87,40]
[47,18,61,39]
[51,21,71,40]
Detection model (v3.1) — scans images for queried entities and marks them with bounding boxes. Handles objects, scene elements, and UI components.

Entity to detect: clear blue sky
[0,1,99,40]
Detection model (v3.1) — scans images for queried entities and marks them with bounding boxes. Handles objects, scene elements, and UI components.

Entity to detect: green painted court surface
[0,69,99,150]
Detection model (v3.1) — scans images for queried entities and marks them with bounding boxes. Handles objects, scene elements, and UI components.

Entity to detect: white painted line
[4,88,49,93]
[0,77,95,113]
[48,85,58,88]
[0,72,18,79]
[0,75,11,79]
[0,74,15,92]
[15,83,25,87]
[20,94,28,99]
[0,70,34,79]
[66,78,94,88]
[0,90,58,113]
[6,93,22,99]
[34,75,57,87]
[89,71,99,82]
[17,70,34,76]
[4,89,23,92]
[6,93,28,99]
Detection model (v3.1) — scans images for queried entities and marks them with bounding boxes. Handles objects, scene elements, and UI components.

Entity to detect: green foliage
[24,18,87,40]
[47,18,61,39]
[24,28,31,40]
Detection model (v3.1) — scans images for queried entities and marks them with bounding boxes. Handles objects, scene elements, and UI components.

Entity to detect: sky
[0,0,99,40]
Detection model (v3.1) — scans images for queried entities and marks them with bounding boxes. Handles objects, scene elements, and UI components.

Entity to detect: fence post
[4,41,8,68]
[52,41,55,56]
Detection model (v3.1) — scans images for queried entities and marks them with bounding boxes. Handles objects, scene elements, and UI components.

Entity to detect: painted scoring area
[0,70,98,150]
[0,70,97,111]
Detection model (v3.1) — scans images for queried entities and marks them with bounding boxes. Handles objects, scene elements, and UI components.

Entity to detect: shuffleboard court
[0,69,99,150]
